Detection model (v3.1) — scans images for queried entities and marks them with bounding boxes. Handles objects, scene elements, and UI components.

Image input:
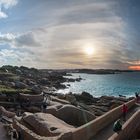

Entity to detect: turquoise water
[58,72,140,97]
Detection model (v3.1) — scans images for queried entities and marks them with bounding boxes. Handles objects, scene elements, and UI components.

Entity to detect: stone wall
[108,110,140,140]
[70,99,135,140]
[19,93,44,102]
[13,120,59,140]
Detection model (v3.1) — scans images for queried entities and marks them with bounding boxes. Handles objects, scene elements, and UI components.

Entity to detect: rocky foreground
[0,93,133,140]
[0,65,135,139]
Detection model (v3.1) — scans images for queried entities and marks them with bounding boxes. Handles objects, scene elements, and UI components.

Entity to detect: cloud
[0,0,140,69]
[14,32,41,47]
[126,61,140,65]
[0,0,18,19]
[0,31,43,67]
[0,33,15,44]
[0,21,127,69]
[0,48,37,67]
[0,0,18,9]
[0,11,7,18]
[56,1,118,25]
[0,32,41,47]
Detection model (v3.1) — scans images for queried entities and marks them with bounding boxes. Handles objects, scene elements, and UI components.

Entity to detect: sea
[57,72,140,97]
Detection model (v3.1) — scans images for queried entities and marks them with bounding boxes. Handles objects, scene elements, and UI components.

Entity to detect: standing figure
[135,92,139,102]
[122,104,128,121]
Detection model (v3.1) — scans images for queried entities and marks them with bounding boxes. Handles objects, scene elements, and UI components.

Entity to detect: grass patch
[0,72,15,76]
[0,85,31,94]
[9,76,20,81]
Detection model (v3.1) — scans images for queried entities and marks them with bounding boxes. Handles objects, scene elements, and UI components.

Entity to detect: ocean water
[57,72,140,97]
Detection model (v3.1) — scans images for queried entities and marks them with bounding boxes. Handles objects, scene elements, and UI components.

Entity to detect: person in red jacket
[122,104,128,121]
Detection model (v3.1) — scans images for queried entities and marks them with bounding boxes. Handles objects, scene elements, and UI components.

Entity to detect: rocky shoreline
[47,91,133,116]
[0,65,135,140]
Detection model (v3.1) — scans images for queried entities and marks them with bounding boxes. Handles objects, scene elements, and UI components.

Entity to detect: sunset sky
[0,0,140,70]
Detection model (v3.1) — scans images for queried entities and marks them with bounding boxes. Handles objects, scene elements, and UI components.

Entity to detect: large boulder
[45,106,58,116]
[15,81,28,89]
[25,106,41,113]
[39,78,50,85]
[56,105,96,126]
[22,113,75,137]
[74,92,98,104]
[25,79,36,86]
[45,104,63,116]
[31,85,41,94]
[49,101,63,106]
[100,96,115,100]
[65,94,77,105]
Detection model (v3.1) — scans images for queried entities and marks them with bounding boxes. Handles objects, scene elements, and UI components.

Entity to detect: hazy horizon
[1,64,140,71]
[0,0,140,70]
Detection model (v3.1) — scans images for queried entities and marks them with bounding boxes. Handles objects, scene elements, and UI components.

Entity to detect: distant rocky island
[53,68,136,74]
[73,69,136,74]
[41,68,137,75]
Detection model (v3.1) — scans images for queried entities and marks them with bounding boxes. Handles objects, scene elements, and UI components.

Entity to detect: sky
[0,0,140,70]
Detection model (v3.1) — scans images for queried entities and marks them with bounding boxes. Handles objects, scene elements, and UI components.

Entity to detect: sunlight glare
[83,43,95,56]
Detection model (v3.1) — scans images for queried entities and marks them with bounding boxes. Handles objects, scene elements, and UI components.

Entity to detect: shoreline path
[90,105,140,140]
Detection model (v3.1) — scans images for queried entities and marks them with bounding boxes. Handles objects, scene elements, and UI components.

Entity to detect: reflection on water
[57,72,140,97]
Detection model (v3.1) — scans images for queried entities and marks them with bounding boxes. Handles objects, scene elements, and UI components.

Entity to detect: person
[41,102,47,112]
[26,98,30,107]
[43,102,47,109]
[113,119,122,133]
[122,104,128,121]
[135,92,139,102]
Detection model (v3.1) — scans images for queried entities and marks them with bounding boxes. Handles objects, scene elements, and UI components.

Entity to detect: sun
[83,43,95,56]
[85,46,94,55]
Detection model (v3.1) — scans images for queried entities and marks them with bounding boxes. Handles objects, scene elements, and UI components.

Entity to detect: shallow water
[57,72,140,97]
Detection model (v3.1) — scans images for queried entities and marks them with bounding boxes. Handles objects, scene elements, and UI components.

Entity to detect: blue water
[57,72,140,97]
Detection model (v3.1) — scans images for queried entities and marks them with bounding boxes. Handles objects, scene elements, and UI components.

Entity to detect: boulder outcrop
[21,112,75,137]
[15,81,28,89]
[56,105,96,126]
